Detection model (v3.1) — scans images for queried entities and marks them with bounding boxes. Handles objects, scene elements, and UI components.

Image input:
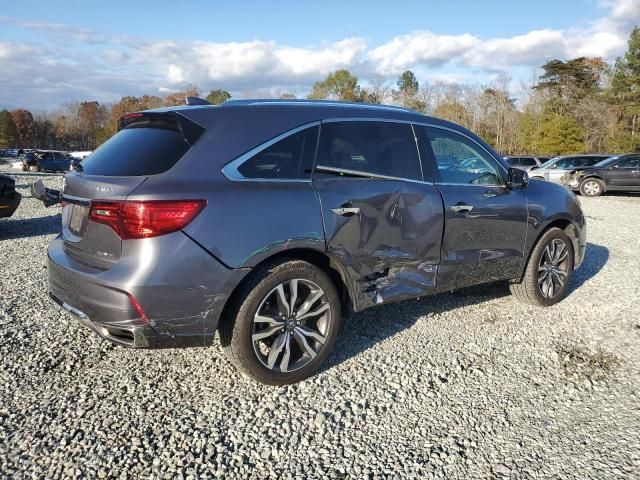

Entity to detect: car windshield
[540,157,561,168]
[594,156,619,167]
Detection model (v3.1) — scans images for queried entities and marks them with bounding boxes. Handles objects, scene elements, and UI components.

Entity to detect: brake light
[88,200,206,239]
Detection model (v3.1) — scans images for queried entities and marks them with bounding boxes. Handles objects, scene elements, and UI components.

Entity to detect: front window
[615,156,640,168]
[423,127,503,185]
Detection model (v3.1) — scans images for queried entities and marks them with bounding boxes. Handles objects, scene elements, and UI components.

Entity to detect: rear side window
[506,158,520,166]
[520,158,537,167]
[80,115,202,176]
[315,121,422,181]
[238,126,318,179]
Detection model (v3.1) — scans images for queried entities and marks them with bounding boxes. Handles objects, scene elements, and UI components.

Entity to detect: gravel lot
[1,163,639,479]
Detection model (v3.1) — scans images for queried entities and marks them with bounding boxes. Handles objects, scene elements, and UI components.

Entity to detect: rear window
[80,115,202,176]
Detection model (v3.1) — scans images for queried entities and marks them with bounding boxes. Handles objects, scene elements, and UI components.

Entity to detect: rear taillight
[88,200,206,240]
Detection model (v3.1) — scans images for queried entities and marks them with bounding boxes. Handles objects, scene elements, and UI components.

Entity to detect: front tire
[510,227,574,306]
[220,260,341,385]
[579,178,604,197]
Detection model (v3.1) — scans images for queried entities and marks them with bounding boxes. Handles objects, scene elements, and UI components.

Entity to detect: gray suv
[528,154,613,185]
[48,100,586,384]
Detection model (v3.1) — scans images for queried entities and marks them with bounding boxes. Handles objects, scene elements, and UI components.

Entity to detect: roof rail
[185,96,211,106]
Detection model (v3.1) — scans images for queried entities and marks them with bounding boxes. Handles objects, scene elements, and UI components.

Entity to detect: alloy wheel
[252,279,331,373]
[537,239,570,298]
[583,180,600,196]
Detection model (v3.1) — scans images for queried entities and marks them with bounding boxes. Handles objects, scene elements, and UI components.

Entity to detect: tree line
[1,27,639,155]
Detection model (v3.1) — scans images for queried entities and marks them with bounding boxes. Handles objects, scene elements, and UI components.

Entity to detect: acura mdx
[48,100,586,384]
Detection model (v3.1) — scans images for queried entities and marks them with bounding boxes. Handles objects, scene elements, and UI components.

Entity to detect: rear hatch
[61,112,205,269]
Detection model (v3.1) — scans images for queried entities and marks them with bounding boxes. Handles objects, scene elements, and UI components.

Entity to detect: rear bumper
[47,233,248,348]
[0,191,21,218]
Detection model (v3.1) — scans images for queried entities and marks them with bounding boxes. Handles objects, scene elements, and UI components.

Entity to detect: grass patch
[556,343,619,382]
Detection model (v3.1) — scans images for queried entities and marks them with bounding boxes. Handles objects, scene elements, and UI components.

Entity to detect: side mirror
[507,167,528,189]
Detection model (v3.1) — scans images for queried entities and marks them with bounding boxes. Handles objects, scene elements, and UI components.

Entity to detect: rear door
[40,152,55,171]
[61,113,204,269]
[52,152,70,171]
[312,120,444,310]
[417,126,528,290]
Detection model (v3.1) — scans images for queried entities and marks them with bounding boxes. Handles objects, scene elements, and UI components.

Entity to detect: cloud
[368,32,479,74]
[463,30,567,70]
[0,16,106,44]
[0,0,638,110]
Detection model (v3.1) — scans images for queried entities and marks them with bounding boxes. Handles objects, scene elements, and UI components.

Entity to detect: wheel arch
[580,175,606,192]
[218,248,356,333]
[519,217,581,282]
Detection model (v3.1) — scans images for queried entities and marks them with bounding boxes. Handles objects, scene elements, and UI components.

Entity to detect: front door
[417,126,528,290]
[607,155,640,189]
[312,120,444,311]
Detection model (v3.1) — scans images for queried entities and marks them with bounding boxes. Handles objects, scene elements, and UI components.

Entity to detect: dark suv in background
[47,100,586,384]
[564,154,640,196]
[22,150,73,172]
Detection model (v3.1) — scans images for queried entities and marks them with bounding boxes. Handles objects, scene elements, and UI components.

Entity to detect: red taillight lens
[88,200,206,239]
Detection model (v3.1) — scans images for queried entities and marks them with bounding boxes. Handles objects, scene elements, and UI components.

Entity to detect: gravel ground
[1,163,639,479]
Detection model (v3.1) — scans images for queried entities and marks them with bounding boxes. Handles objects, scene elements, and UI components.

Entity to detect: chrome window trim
[312,165,429,185]
[221,121,320,182]
[222,116,508,186]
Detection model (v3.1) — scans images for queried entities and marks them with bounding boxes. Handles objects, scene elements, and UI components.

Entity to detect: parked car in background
[0,173,21,218]
[528,154,613,185]
[3,149,20,158]
[70,151,92,160]
[504,156,550,171]
[564,154,640,196]
[22,150,73,172]
[47,99,586,385]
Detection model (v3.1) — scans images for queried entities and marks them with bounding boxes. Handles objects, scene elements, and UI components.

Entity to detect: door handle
[483,190,498,198]
[331,207,361,217]
[449,204,474,213]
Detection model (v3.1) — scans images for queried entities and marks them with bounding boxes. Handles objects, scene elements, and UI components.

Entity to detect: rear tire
[219,260,341,385]
[579,178,604,197]
[510,227,574,307]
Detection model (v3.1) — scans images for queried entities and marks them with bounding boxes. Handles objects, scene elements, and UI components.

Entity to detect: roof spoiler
[185,96,211,106]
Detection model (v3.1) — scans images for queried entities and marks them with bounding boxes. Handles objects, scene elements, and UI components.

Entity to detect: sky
[0,0,639,111]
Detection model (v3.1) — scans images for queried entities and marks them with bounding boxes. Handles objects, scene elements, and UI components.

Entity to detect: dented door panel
[314,178,444,311]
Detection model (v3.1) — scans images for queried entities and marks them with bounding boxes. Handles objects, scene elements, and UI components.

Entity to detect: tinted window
[506,158,521,166]
[616,156,640,168]
[316,121,421,180]
[520,158,537,167]
[424,127,502,185]
[238,126,318,179]
[81,128,190,176]
[576,156,605,167]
